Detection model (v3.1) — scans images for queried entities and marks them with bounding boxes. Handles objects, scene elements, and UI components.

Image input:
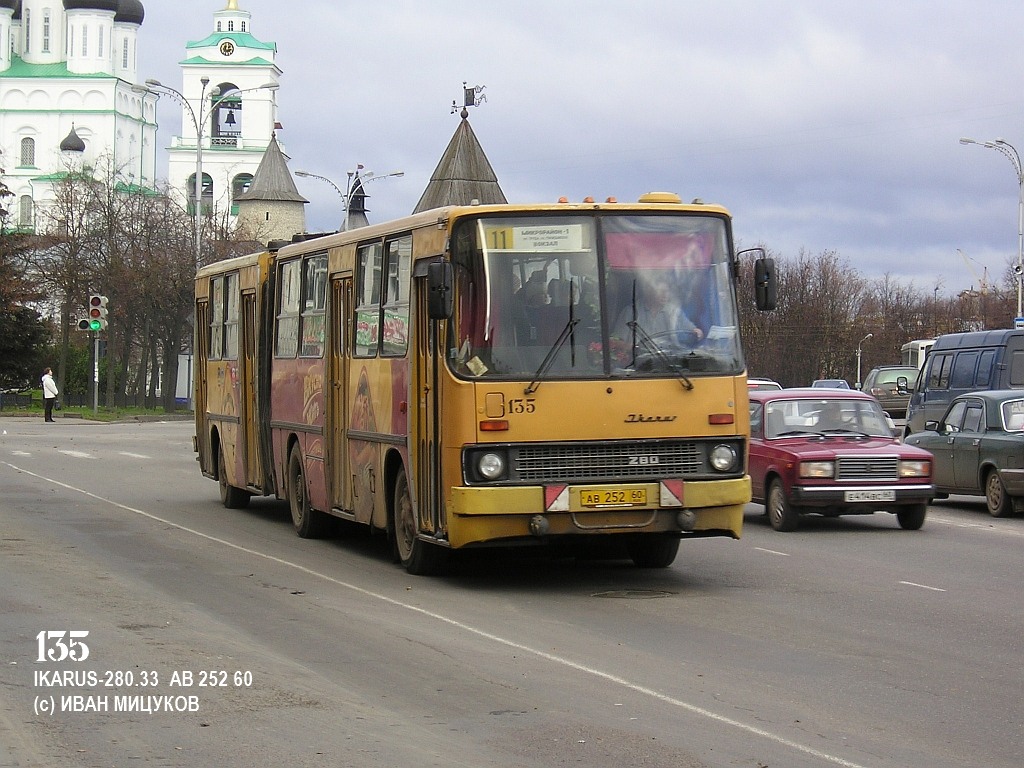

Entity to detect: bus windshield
[448,213,743,380]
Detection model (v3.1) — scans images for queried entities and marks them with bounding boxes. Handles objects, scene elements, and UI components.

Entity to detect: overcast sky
[137,1,1024,296]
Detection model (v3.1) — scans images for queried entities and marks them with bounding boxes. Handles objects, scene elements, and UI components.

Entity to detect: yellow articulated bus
[194,194,776,574]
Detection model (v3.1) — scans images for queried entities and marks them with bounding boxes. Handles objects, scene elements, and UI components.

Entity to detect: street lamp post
[133,78,279,266]
[856,332,873,390]
[960,136,1024,322]
[295,167,403,231]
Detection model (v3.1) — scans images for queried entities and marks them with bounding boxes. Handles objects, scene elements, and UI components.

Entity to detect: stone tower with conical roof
[234,133,306,244]
[0,0,155,230]
[413,106,506,214]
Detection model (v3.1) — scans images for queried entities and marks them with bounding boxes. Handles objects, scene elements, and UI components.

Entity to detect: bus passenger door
[329,276,351,512]
[194,300,211,473]
[414,277,444,537]
[242,291,261,488]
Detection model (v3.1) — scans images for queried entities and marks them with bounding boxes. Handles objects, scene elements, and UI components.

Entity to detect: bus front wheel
[627,534,680,568]
[288,447,328,538]
[392,468,446,576]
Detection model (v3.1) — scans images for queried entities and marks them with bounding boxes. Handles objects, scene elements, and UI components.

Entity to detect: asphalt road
[0,417,1021,768]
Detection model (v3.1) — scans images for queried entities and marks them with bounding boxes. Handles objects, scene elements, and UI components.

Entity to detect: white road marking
[57,450,92,459]
[926,509,1024,538]
[753,546,790,556]
[11,450,31,457]
[118,452,151,459]
[899,580,946,592]
[3,460,873,768]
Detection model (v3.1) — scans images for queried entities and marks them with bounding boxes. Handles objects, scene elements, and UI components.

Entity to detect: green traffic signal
[87,294,108,330]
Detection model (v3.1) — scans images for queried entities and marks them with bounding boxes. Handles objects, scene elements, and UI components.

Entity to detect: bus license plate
[844,489,896,502]
[579,486,648,507]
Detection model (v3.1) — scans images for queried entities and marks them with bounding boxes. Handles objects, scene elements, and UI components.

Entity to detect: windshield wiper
[524,318,580,394]
[627,320,694,390]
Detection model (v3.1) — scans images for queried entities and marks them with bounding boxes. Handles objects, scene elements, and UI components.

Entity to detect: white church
[0,0,303,240]
[0,0,155,229]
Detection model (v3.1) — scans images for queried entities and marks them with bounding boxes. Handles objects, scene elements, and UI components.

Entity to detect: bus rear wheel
[392,468,446,576]
[288,447,328,538]
[218,444,250,509]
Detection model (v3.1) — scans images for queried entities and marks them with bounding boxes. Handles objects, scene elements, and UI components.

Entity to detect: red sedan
[748,389,934,531]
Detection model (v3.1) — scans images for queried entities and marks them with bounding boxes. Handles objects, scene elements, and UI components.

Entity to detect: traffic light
[76,318,92,331]
[87,294,108,331]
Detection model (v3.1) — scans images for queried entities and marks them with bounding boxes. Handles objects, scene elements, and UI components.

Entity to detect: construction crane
[957,248,989,294]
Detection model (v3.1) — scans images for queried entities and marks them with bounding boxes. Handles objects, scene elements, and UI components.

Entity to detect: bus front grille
[514,441,707,483]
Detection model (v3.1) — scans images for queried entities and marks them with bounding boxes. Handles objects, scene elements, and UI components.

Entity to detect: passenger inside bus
[611,273,703,345]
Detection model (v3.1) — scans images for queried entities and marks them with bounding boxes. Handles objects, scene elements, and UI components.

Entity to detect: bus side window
[381,236,411,357]
[224,272,239,360]
[355,242,383,357]
[300,254,327,358]
[275,259,301,358]
[210,276,225,360]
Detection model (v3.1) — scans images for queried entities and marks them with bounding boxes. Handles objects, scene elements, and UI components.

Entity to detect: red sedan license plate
[844,489,896,502]
[579,486,648,507]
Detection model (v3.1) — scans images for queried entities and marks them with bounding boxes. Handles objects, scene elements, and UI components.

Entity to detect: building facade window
[98,26,103,57]
[228,21,234,31]
[20,137,35,167]
[241,22,246,31]
[122,40,128,69]
[81,25,87,56]
[42,10,50,53]
[23,8,30,53]
[19,195,33,227]
[231,173,253,201]
[187,172,214,216]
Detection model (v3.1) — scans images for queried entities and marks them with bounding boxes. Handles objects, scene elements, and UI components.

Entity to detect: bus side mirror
[427,261,454,319]
[754,256,777,311]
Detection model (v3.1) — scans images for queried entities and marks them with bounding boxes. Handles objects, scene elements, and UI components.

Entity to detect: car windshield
[447,213,743,381]
[764,398,892,438]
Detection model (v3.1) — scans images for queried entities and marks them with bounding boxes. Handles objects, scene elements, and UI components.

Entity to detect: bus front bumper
[445,477,749,548]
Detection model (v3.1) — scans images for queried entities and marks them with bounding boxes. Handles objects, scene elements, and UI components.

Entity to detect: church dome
[63,0,120,12]
[0,0,20,14]
[60,126,86,153]
[114,0,143,24]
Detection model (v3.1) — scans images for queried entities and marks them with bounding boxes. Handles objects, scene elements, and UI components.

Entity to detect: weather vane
[451,82,487,118]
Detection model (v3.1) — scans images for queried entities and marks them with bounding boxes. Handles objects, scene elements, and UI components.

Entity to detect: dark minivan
[904,329,1024,436]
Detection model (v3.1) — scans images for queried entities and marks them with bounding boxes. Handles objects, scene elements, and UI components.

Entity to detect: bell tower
[164,1,281,224]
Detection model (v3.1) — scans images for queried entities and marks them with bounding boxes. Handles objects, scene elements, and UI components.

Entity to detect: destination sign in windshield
[483,224,585,252]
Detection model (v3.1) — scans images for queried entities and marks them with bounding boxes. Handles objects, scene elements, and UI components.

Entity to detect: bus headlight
[710,444,738,472]
[478,452,506,480]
